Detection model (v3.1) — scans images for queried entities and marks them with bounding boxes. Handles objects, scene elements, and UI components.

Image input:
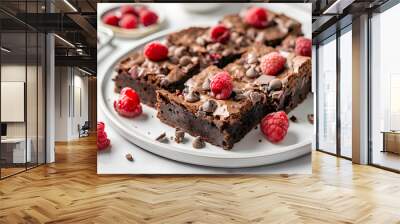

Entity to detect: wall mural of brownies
[97,3,313,174]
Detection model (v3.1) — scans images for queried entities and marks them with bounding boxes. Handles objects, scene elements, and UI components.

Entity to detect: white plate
[100,4,165,39]
[99,32,313,168]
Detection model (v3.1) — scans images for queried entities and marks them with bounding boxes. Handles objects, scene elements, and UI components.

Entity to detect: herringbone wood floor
[0,135,400,224]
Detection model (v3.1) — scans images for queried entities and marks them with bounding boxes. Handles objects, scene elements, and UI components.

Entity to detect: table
[1,138,32,164]
[381,131,400,154]
[97,3,312,174]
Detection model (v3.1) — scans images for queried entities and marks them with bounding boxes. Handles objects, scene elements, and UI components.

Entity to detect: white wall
[54,66,69,141]
[54,67,89,141]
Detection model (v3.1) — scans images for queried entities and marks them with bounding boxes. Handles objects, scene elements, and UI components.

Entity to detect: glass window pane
[340,28,352,158]
[27,31,38,169]
[1,31,27,177]
[371,3,400,171]
[38,33,45,165]
[317,36,337,154]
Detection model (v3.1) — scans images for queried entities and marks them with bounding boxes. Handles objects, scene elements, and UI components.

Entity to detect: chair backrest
[82,121,90,129]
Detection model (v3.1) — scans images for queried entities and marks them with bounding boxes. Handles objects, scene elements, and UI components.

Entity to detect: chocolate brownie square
[224,43,311,113]
[113,45,201,107]
[220,8,302,47]
[166,27,247,68]
[156,42,311,149]
[156,65,273,150]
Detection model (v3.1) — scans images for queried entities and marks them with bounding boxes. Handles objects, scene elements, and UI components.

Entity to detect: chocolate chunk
[231,31,239,39]
[248,91,263,104]
[233,89,246,101]
[222,49,233,57]
[307,114,314,124]
[192,136,205,149]
[169,46,176,54]
[179,56,192,66]
[170,56,179,64]
[246,53,258,64]
[246,29,256,38]
[160,78,170,87]
[200,100,217,113]
[255,33,265,42]
[235,36,244,45]
[156,132,167,142]
[202,78,210,91]
[175,128,185,143]
[245,66,259,78]
[255,75,275,85]
[210,43,222,51]
[125,153,134,161]
[174,46,186,57]
[290,115,297,122]
[184,90,200,102]
[195,36,206,46]
[191,56,199,64]
[268,79,283,91]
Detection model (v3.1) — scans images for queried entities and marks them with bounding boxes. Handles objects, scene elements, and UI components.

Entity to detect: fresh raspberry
[260,52,286,76]
[260,111,289,143]
[97,122,111,150]
[210,71,233,100]
[114,87,142,118]
[144,42,168,61]
[97,122,105,133]
[119,14,138,29]
[295,37,312,57]
[136,6,148,14]
[140,9,158,26]
[102,12,119,26]
[210,25,230,43]
[244,7,268,28]
[120,5,139,17]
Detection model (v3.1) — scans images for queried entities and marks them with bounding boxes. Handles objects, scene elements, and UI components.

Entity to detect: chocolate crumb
[258,139,262,143]
[184,90,200,103]
[200,100,217,113]
[156,132,167,142]
[307,114,314,124]
[125,153,134,161]
[192,136,205,149]
[175,128,185,143]
[290,115,297,122]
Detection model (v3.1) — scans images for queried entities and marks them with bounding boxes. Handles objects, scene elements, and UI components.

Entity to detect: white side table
[1,138,32,163]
